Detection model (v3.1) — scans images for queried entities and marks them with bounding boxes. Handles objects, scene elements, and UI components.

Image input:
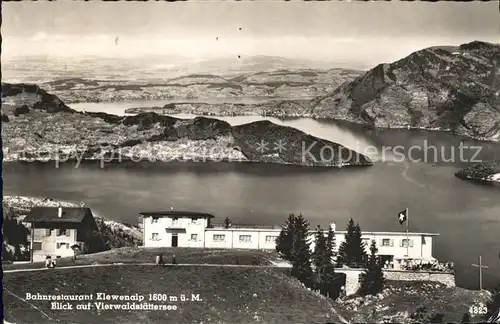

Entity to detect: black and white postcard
[1,1,500,323]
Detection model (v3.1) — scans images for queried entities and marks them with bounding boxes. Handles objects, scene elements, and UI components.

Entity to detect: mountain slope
[312,41,500,141]
[1,83,372,167]
[1,83,73,115]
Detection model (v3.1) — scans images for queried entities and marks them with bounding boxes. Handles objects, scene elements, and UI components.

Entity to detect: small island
[455,161,500,184]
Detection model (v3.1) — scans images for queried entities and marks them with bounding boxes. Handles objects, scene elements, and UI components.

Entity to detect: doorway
[171,234,178,247]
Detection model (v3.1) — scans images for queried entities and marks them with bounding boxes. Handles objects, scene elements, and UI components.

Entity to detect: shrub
[13,105,30,117]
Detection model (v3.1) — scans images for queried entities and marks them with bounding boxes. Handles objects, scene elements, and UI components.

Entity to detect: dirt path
[3,262,292,274]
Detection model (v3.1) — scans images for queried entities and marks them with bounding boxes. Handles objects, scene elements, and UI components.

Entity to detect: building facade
[23,206,98,262]
[141,212,438,262]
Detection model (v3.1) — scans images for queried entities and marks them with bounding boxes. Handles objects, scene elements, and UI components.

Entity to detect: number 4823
[469,305,487,315]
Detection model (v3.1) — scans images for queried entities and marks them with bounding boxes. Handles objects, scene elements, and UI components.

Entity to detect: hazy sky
[2,1,499,65]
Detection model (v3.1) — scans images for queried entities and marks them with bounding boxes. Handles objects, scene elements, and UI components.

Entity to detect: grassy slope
[4,247,493,323]
[4,266,340,324]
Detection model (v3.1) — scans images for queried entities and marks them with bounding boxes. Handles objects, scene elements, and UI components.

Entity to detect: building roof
[23,207,93,224]
[139,211,215,219]
[335,231,439,237]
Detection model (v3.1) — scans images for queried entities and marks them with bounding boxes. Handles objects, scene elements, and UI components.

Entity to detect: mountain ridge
[311,41,500,142]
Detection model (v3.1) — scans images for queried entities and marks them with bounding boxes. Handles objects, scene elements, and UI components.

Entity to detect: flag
[398,209,408,225]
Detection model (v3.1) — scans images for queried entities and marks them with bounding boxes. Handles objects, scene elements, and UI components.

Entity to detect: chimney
[170,206,174,211]
[58,205,63,218]
[329,222,336,232]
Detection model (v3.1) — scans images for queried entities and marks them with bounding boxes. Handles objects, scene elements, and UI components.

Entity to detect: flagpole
[406,207,409,257]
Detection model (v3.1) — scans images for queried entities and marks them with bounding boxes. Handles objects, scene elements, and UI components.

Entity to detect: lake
[3,101,500,289]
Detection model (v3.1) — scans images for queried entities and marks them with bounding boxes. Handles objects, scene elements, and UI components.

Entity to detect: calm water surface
[4,102,500,288]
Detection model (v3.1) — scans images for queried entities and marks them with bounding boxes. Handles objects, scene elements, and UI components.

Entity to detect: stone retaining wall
[336,268,455,296]
[383,269,455,287]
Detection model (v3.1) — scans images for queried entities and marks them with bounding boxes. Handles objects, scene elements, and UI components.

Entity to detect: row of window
[213,234,278,243]
[32,242,72,250]
[151,218,199,225]
[379,238,415,248]
[41,229,71,237]
[150,233,420,247]
[150,233,278,243]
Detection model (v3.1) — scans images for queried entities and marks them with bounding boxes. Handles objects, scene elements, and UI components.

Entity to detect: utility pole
[471,255,489,290]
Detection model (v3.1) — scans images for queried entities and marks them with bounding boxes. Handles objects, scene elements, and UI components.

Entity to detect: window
[190,218,198,225]
[33,242,42,250]
[239,235,252,243]
[171,218,179,226]
[59,229,67,236]
[213,234,225,242]
[422,236,427,245]
[265,236,277,243]
[152,233,159,240]
[190,234,198,241]
[56,243,69,249]
[382,239,391,247]
[49,229,56,236]
[401,239,414,248]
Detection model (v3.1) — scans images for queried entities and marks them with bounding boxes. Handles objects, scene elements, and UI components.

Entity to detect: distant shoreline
[122,106,500,144]
[3,158,374,173]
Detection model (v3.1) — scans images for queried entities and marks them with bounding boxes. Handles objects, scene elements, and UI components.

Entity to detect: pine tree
[312,226,327,268]
[337,219,366,267]
[290,214,313,288]
[312,225,328,289]
[353,223,367,266]
[326,225,336,264]
[311,225,340,298]
[358,240,385,296]
[276,214,297,261]
[322,261,338,298]
[2,205,30,261]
